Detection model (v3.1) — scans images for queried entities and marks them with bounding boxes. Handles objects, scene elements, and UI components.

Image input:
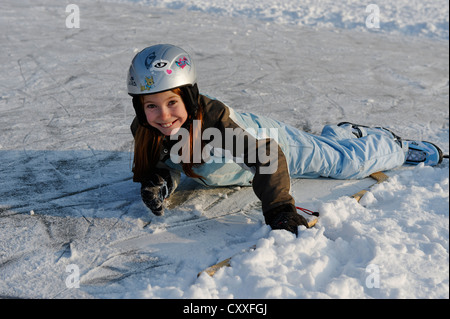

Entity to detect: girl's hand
[264,204,309,236]
[140,174,172,216]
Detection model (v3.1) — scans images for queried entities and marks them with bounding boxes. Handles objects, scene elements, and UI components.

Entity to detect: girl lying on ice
[127,44,444,235]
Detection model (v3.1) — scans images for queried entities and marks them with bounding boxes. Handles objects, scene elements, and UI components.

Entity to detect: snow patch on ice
[185,165,449,299]
[114,0,449,40]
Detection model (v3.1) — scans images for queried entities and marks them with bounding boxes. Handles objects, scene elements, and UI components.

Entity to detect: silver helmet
[127,44,197,95]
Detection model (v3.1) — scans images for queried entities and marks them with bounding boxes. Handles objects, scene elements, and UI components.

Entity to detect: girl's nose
[158,106,171,120]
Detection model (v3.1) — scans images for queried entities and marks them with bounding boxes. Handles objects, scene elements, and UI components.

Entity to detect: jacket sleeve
[201,96,295,215]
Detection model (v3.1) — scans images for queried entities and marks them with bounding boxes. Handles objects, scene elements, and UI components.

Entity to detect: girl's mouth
[159,120,177,128]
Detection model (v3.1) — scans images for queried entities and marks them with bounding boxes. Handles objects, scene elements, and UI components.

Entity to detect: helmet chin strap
[132,95,151,128]
[181,83,200,118]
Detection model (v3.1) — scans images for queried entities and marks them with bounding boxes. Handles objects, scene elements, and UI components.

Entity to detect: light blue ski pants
[170,107,408,187]
[283,124,407,180]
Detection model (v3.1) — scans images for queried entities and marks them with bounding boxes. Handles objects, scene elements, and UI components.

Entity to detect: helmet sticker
[153,60,168,69]
[175,56,190,69]
[144,52,156,69]
[128,75,137,87]
[140,76,155,92]
[151,59,172,75]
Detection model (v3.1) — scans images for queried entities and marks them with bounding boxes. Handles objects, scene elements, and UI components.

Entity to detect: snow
[123,0,449,40]
[0,0,448,299]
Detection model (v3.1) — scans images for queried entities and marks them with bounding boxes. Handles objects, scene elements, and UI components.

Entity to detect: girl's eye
[145,104,157,109]
[168,100,178,106]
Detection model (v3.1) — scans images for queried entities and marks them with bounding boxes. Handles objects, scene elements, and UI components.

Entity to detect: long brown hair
[132,88,204,182]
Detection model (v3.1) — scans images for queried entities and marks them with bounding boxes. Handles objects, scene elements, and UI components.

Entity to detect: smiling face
[142,90,188,136]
